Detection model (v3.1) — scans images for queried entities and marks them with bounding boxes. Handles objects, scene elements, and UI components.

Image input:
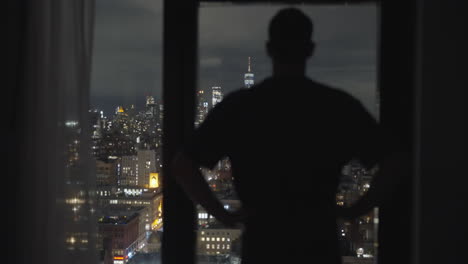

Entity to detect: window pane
[91,1,163,263]
[197,4,378,264]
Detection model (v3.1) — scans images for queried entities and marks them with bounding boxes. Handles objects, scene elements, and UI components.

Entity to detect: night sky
[91,0,378,118]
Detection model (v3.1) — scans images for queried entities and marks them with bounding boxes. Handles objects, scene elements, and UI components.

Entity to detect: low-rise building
[197,228,242,256]
[196,200,241,228]
[98,213,139,264]
[97,189,163,231]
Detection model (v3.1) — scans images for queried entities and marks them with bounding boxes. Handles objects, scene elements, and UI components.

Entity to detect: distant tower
[146,95,155,107]
[195,90,209,128]
[115,106,125,115]
[145,95,157,117]
[244,57,255,88]
[212,86,223,107]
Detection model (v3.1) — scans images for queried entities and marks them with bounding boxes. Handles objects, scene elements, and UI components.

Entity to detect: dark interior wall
[7,0,29,263]
[414,0,467,263]
[379,1,468,263]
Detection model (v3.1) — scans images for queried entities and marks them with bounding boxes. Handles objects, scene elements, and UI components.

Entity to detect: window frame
[161,1,415,264]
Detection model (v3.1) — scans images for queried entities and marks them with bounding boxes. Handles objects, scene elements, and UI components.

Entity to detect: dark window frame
[161,1,415,264]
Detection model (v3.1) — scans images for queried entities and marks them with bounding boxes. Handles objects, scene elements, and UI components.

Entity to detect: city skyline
[89,3,380,260]
[91,1,378,118]
[89,83,378,262]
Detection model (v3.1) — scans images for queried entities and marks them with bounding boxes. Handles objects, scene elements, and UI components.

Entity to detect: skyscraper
[137,149,157,188]
[244,56,254,88]
[212,86,223,107]
[195,90,209,128]
[146,95,155,107]
[119,149,157,188]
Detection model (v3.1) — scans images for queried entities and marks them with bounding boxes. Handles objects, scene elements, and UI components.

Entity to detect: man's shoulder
[220,81,269,106]
[220,88,253,108]
[209,88,254,118]
[221,77,361,109]
[307,79,357,102]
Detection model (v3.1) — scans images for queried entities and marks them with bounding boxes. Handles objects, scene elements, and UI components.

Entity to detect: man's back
[186,76,381,263]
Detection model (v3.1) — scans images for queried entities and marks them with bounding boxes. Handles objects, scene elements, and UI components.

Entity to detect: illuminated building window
[206,244,210,249]
[201,237,205,241]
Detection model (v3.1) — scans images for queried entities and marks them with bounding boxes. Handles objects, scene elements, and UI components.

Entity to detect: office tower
[145,95,158,117]
[212,86,223,107]
[119,155,138,186]
[146,95,155,107]
[244,56,254,88]
[90,109,106,158]
[115,106,125,115]
[195,90,209,128]
[98,213,140,262]
[119,149,157,188]
[158,104,164,124]
[137,149,157,188]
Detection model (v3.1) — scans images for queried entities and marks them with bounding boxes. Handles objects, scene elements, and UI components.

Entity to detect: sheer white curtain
[19,1,97,263]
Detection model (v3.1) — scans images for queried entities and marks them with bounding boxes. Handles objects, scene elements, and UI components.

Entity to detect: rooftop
[98,212,138,225]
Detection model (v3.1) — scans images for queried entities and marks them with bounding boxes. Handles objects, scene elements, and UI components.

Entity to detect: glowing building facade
[212,86,223,107]
[195,90,209,128]
[119,150,158,188]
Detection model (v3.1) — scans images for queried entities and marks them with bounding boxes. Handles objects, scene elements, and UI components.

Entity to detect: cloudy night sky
[91,0,378,118]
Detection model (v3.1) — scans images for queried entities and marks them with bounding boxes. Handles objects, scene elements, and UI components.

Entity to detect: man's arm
[171,152,243,227]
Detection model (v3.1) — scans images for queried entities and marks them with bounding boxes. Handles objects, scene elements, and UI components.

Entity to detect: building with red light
[98,213,139,264]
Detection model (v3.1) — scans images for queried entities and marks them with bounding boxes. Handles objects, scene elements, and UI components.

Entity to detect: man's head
[267,8,315,64]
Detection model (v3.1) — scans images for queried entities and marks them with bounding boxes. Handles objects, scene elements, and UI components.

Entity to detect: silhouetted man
[173,8,399,264]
